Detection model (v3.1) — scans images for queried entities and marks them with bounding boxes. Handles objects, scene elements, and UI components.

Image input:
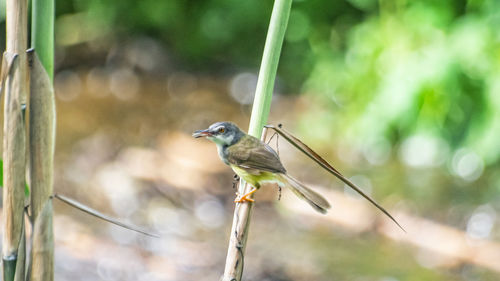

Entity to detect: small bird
[193,121,331,213]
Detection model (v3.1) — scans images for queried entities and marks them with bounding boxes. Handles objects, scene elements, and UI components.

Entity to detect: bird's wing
[227,135,286,174]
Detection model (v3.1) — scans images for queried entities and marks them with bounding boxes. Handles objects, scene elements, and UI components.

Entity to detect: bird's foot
[234,188,257,203]
[232,174,240,189]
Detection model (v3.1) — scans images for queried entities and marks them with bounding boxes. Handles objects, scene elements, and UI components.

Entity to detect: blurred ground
[17,64,492,281]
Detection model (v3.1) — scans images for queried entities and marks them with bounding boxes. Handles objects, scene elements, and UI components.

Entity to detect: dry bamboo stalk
[27,49,55,229]
[0,52,18,95]
[13,221,25,281]
[30,200,54,281]
[2,55,25,260]
[28,49,56,281]
[2,0,29,279]
[221,128,268,281]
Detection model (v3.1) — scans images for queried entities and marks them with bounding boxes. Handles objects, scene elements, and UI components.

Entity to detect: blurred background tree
[45,0,500,159]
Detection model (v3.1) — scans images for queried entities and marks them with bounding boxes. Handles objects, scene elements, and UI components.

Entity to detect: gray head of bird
[192,121,245,146]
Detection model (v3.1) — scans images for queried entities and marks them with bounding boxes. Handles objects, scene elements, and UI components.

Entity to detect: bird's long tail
[278,173,331,214]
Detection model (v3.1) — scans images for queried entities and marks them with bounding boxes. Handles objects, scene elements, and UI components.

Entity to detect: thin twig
[269,131,281,200]
[266,131,277,144]
[53,193,159,238]
[264,124,406,232]
[275,131,280,157]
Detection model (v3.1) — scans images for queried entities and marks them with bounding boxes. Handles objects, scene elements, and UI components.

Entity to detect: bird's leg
[234,188,257,203]
[232,174,240,189]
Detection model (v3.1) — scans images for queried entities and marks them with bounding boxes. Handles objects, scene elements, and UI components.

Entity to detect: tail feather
[279,174,331,214]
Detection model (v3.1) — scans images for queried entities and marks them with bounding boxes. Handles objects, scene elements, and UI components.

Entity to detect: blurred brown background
[1,0,500,280]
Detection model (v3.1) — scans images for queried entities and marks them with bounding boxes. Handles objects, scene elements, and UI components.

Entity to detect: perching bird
[193,121,331,213]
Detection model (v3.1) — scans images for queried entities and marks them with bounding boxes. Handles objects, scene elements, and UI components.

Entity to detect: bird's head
[192,121,244,146]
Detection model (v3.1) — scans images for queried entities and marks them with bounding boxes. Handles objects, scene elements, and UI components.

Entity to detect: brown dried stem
[54,193,159,238]
[221,128,269,281]
[265,124,405,232]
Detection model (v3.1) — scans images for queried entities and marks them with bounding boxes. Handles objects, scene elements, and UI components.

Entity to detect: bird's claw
[234,195,254,203]
[234,188,257,203]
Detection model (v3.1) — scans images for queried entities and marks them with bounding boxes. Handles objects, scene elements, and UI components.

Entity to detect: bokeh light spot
[466,204,496,240]
[451,148,484,181]
[399,135,448,168]
[229,72,257,105]
[195,197,225,229]
[55,70,82,102]
[286,10,310,42]
[110,68,140,100]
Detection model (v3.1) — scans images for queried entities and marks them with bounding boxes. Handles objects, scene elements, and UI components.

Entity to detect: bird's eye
[218,127,225,133]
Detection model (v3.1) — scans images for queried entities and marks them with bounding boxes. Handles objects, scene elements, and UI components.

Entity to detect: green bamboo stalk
[29,0,55,280]
[2,0,29,279]
[31,0,54,80]
[222,0,292,280]
[247,0,291,138]
[28,49,56,281]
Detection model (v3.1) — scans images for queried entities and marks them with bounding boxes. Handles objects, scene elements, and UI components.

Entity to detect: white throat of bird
[207,135,234,165]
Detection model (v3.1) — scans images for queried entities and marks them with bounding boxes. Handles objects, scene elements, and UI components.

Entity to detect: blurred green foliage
[300,0,500,167]
[47,0,500,166]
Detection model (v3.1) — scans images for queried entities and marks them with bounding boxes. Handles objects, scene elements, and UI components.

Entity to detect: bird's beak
[192,129,212,138]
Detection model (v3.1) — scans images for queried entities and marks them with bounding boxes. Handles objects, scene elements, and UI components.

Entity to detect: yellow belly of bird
[230,166,281,188]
